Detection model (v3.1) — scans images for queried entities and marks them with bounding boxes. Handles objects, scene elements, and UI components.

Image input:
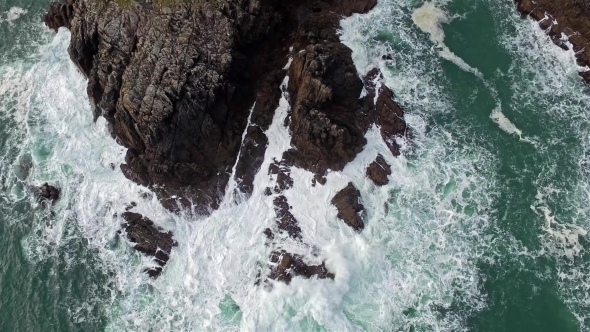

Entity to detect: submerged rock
[331,183,365,232]
[122,212,176,278]
[37,183,60,207]
[367,154,392,186]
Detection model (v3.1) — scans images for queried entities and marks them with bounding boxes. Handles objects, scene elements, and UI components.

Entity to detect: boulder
[367,154,392,186]
[331,183,365,232]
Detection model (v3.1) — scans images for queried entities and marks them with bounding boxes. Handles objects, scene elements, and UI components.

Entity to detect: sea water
[0,0,589,331]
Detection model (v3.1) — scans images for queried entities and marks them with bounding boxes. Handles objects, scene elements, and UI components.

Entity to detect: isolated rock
[367,154,392,186]
[331,183,365,232]
[122,212,176,278]
[268,250,334,284]
[37,183,60,207]
[514,0,590,83]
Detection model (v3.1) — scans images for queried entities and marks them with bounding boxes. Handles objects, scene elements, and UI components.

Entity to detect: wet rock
[273,195,302,239]
[382,54,394,61]
[367,154,392,186]
[269,161,293,193]
[268,250,334,284]
[43,1,74,32]
[364,68,408,156]
[286,38,369,174]
[514,0,590,83]
[233,126,269,197]
[331,183,365,232]
[122,212,176,278]
[314,174,327,186]
[125,201,137,211]
[37,183,60,207]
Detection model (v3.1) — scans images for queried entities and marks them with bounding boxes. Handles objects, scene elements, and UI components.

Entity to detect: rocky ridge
[514,0,590,82]
[44,0,408,281]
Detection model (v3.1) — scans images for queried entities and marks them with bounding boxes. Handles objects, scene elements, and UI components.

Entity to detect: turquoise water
[1,0,589,331]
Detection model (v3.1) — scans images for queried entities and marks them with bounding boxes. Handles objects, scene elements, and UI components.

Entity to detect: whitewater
[1,0,590,331]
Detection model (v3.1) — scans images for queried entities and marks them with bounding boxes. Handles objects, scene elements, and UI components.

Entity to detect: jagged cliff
[44,0,408,280]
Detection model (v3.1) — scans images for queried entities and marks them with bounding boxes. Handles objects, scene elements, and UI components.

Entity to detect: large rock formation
[514,0,590,82]
[43,1,74,31]
[44,0,408,282]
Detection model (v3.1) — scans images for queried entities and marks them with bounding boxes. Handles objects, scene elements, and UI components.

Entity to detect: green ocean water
[0,0,589,331]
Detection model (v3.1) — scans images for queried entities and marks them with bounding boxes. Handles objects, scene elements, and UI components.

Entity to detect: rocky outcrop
[122,212,176,278]
[283,11,407,174]
[514,0,590,83]
[43,1,74,32]
[331,183,365,232]
[44,0,406,210]
[367,154,392,186]
[37,183,60,207]
[44,0,409,282]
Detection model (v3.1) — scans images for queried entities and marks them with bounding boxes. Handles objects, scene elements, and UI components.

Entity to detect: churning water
[1,0,589,331]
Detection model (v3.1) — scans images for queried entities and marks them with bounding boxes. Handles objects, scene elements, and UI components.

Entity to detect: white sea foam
[532,187,587,260]
[0,7,27,24]
[490,107,523,138]
[412,2,483,78]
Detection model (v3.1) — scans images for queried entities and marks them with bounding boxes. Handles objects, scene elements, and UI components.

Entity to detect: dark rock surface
[273,195,302,240]
[44,0,406,212]
[268,250,334,285]
[122,212,176,278]
[514,0,590,83]
[43,1,74,32]
[37,183,60,207]
[331,183,365,232]
[367,154,392,186]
